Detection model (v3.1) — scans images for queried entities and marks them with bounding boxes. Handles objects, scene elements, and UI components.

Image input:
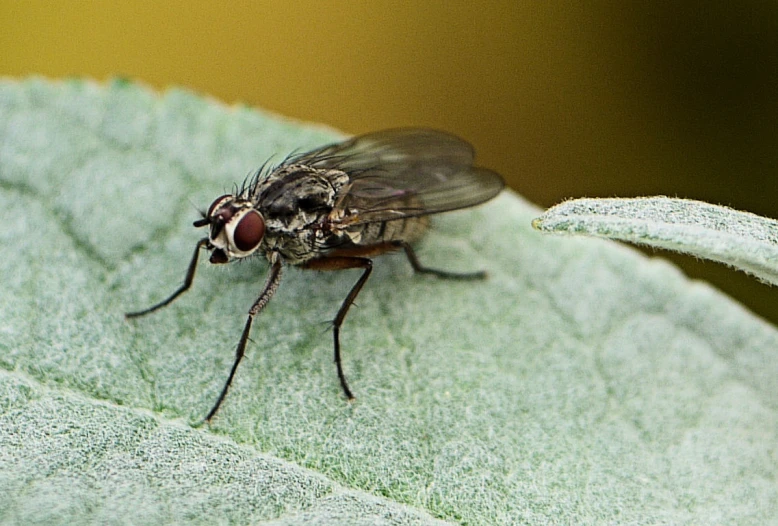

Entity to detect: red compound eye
[233,209,265,252]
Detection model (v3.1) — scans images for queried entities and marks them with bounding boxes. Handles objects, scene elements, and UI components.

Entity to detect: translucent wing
[290,129,504,224]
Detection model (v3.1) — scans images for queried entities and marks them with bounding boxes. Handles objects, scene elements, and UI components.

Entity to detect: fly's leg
[203,254,284,423]
[397,241,486,280]
[303,256,374,400]
[126,237,210,318]
[332,259,372,400]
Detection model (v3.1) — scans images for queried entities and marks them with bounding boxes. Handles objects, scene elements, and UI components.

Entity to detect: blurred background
[2,1,777,323]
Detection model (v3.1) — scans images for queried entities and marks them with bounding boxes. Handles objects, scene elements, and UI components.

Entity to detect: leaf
[1,78,777,524]
[532,196,778,286]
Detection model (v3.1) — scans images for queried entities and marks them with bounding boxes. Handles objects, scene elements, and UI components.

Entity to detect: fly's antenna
[189,198,207,221]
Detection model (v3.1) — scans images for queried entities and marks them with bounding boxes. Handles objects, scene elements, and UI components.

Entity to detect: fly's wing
[290,129,505,224]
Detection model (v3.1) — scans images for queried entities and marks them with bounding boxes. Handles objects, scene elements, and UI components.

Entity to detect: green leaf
[533,196,778,286]
[1,78,777,524]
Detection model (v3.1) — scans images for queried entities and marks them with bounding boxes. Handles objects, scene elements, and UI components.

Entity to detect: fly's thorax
[196,195,266,264]
[254,164,348,231]
[251,164,351,264]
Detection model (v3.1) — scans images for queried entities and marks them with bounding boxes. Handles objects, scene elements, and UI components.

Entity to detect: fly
[126,128,505,422]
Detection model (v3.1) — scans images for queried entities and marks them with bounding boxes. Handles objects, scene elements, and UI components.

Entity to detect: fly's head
[194,194,266,264]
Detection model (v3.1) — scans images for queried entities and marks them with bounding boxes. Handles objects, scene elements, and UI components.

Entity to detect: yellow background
[2,1,777,322]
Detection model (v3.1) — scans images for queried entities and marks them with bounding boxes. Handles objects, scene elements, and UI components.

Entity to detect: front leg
[126,237,210,318]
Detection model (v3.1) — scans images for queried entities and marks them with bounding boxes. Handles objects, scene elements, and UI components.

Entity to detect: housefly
[126,128,504,421]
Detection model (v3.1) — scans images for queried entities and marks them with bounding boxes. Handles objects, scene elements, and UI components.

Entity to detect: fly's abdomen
[354,215,429,246]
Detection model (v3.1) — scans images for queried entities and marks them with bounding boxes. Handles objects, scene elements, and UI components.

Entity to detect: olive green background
[2,1,776,323]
